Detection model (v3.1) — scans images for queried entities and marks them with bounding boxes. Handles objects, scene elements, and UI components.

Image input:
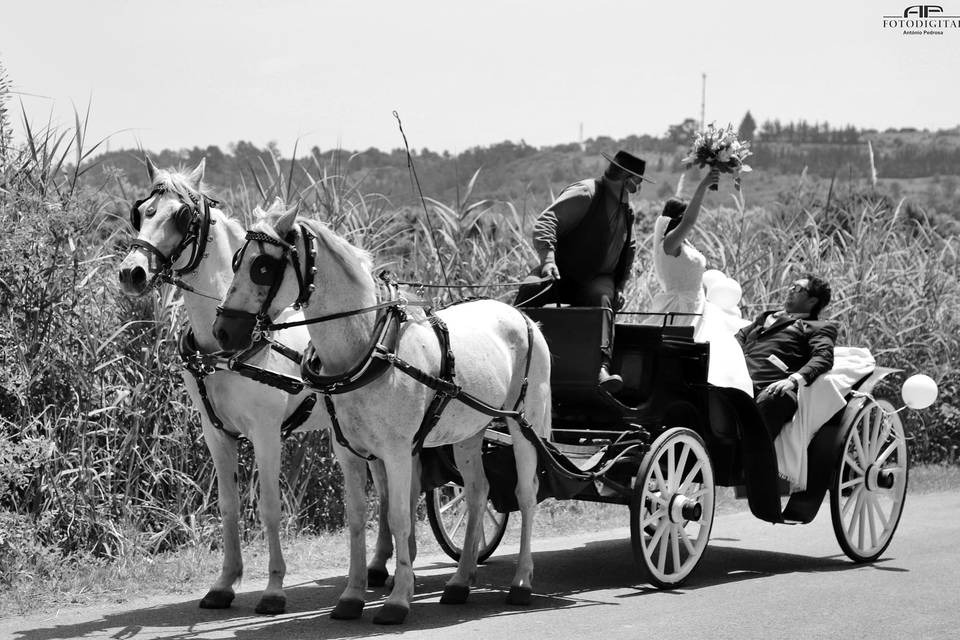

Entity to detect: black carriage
[425,306,911,587]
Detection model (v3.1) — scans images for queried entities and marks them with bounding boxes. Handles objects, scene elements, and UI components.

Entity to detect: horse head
[213,201,307,351]
[118,157,212,296]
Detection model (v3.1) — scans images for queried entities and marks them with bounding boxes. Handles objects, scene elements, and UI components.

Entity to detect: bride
[647,168,754,396]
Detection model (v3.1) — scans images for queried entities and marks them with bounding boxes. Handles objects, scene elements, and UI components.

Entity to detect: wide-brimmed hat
[601,150,655,183]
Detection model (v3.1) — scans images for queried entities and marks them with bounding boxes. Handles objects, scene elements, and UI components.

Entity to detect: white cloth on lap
[775,346,876,493]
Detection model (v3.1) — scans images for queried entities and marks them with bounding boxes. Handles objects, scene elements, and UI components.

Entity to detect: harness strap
[323,394,377,460]
[300,304,403,394]
[178,326,315,440]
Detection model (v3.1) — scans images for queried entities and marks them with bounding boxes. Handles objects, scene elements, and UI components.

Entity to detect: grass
[3,464,958,620]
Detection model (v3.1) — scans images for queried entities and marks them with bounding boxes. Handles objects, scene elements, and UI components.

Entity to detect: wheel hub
[668,494,702,523]
[865,464,896,491]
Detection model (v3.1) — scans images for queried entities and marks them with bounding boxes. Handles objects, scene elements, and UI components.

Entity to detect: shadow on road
[11,538,906,639]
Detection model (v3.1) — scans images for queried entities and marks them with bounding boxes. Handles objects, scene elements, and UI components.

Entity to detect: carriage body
[428,305,913,587]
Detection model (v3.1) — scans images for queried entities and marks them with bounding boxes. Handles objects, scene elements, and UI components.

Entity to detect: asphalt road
[4,490,959,640]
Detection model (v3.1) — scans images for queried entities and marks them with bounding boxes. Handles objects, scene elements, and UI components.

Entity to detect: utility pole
[700,73,707,131]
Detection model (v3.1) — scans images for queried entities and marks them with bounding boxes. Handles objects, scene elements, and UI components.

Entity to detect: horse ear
[187,158,206,188]
[275,207,299,235]
[145,156,158,182]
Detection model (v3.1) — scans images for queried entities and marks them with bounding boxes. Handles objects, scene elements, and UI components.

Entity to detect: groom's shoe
[598,362,623,394]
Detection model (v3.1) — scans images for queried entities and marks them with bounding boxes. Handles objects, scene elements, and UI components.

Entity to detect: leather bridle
[129,186,218,285]
[216,224,318,343]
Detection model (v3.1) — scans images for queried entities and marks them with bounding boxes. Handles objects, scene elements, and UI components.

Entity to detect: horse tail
[514,309,552,441]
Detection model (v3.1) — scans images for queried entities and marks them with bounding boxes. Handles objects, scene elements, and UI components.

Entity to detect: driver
[514,150,652,393]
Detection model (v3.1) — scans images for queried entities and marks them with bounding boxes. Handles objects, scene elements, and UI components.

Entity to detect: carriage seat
[774,346,876,493]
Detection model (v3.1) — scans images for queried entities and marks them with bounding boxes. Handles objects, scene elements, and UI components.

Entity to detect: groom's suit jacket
[735,311,839,393]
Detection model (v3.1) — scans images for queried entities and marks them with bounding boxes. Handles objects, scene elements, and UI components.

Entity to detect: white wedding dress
[648,216,754,396]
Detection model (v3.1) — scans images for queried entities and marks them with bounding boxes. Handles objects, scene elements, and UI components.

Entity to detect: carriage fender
[781,366,902,523]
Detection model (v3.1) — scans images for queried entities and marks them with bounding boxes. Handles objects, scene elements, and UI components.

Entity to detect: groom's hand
[615,290,626,311]
[765,377,798,396]
[540,261,561,280]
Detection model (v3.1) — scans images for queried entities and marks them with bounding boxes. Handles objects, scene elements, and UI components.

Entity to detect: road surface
[3,490,959,639]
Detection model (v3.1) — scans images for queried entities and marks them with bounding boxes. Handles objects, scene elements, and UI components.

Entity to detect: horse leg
[367,455,421,590]
[440,431,487,605]
[250,430,286,615]
[373,452,415,625]
[199,423,242,609]
[506,421,540,605]
[366,459,392,588]
[330,448,370,620]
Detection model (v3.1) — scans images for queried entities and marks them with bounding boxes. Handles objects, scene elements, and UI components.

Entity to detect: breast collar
[300,275,407,394]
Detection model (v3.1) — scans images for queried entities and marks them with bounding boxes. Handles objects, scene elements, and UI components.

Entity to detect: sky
[2,0,958,157]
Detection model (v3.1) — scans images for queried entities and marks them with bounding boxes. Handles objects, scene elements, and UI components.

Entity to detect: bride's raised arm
[662,168,721,256]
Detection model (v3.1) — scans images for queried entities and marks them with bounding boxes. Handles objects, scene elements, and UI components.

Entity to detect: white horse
[213,206,552,625]
[117,158,407,614]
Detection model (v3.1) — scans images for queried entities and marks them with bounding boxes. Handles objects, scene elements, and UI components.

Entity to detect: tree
[737,111,757,142]
[666,118,699,146]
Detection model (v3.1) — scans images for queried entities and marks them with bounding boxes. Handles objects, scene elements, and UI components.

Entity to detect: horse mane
[150,166,216,206]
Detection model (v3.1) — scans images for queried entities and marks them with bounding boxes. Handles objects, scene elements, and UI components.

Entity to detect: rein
[217,220,543,460]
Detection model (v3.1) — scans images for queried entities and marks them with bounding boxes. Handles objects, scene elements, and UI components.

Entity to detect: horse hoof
[440,584,470,605]
[506,585,533,606]
[255,594,286,615]
[199,589,234,609]
[367,567,389,588]
[330,597,365,620]
[373,603,409,625]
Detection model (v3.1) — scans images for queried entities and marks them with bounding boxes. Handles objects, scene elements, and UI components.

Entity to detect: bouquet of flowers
[681,122,753,191]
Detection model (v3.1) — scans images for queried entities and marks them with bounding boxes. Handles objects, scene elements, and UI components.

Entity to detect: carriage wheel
[830,397,908,563]
[630,427,715,588]
[426,483,509,563]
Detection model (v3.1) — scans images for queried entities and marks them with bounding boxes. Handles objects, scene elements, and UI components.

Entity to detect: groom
[735,275,838,440]
[514,150,652,393]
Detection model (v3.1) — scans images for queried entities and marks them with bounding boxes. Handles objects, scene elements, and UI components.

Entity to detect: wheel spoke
[840,476,864,491]
[870,407,886,459]
[671,525,682,572]
[852,422,869,466]
[876,440,901,466]
[666,444,677,492]
[865,493,878,549]
[865,407,879,459]
[653,462,669,495]
[857,494,867,549]
[841,484,862,518]
[687,486,709,500]
[675,443,691,492]
[646,516,668,554]
[869,492,891,532]
[485,503,500,522]
[450,509,467,539]
[479,519,488,548]
[843,452,864,476]
[846,487,864,536]
[642,507,667,529]
[874,416,893,460]
[656,524,670,572]
[680,461,704,495]
[439,490,466,515]
[678,523,697,555]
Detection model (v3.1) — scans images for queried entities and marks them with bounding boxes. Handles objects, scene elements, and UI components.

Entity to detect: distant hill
[89,123,960,219]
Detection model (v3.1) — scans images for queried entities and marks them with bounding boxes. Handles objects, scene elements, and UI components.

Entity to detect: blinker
[250,254,281,286]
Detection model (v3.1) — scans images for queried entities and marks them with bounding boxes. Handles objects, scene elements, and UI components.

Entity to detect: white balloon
[707,277,742,309]
[901,374,938,410]
[703,269,726,292]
